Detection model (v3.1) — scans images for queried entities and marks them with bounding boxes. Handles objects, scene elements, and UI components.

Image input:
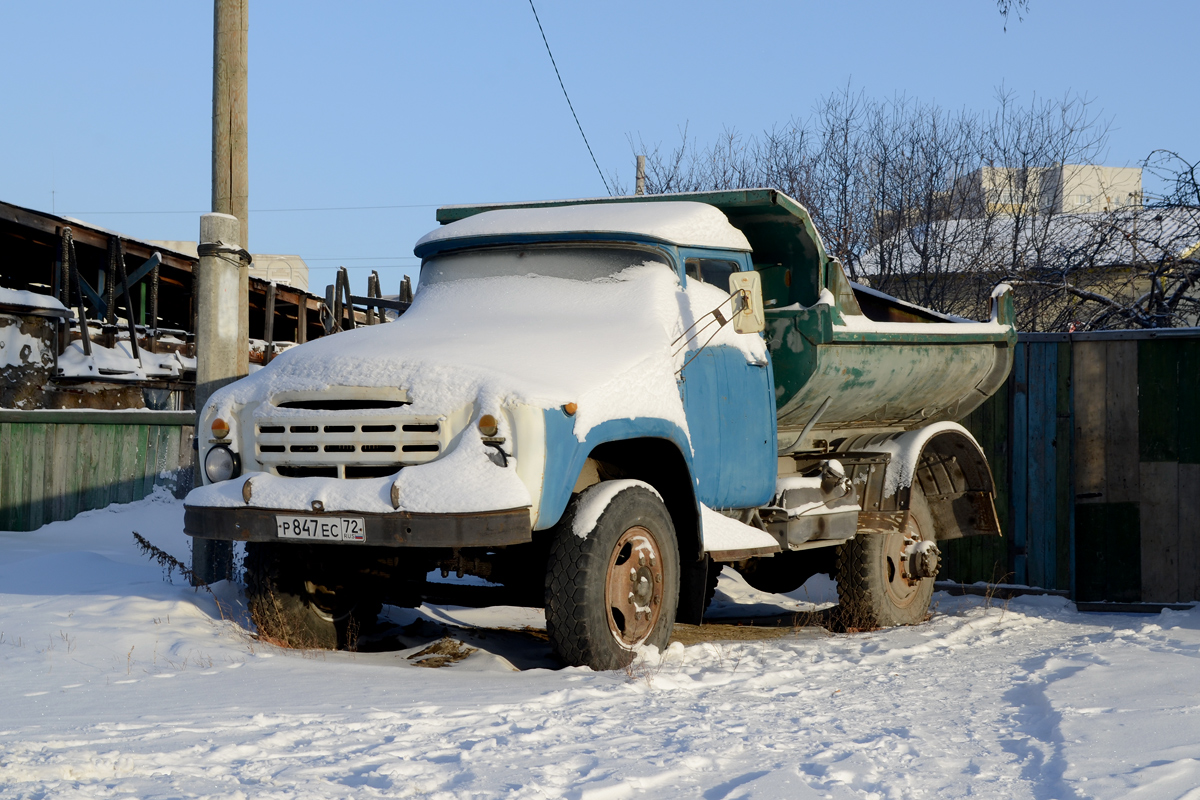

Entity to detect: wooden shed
[942,329,1200,604]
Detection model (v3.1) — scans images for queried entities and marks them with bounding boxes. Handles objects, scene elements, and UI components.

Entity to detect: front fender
[535,409,696,531]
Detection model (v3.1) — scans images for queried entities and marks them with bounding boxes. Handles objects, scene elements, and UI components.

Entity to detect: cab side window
[685,258,742,290]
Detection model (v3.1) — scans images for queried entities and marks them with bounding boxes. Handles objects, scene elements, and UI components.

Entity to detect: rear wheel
[834,484,940,629]
[244,542,381,650]
[545,484,680,670]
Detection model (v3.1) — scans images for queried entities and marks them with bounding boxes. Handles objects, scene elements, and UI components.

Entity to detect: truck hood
[204,265,767,443]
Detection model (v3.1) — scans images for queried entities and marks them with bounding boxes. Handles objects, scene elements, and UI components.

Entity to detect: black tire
[244,542,381,650]
[545,484,680,670]
[834,483,937,629]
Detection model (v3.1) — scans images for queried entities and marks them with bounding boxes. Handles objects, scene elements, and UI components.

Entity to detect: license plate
[275,515,366,542]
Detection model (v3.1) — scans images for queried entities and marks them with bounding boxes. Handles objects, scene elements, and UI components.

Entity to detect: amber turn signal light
[211,418,230,439]
[478,414,499,437]
[562,403,578,416]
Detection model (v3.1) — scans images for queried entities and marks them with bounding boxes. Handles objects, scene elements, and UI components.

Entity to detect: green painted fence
[0,409,193,532]
[941,329,1200,603]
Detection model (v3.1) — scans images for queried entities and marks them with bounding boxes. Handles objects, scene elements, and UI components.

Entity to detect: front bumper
[184,505,533,548]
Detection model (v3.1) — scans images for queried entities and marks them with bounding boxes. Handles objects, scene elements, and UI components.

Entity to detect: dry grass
[407,637,476,668]
[131,532,232,620]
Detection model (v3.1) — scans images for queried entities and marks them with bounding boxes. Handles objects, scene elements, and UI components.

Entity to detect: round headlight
[204,445,240,483]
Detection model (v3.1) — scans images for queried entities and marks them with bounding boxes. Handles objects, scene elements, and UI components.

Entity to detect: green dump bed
[437,188,1016,448]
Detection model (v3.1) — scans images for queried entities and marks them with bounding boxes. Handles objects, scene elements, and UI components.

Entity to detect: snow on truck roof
[414,201,753,256]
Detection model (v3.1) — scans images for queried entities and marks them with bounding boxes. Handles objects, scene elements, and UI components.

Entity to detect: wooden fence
[942,329,1200,603]
[0,409,193,532]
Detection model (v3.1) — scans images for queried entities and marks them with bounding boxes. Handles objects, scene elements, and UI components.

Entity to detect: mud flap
[675,555,709,625]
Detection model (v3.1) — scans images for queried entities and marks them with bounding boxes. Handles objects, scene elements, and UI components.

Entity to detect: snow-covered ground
[3,493,1200,799]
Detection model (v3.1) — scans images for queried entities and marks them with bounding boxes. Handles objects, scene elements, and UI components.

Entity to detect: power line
[60,203,442,216]
[527,0,610,196]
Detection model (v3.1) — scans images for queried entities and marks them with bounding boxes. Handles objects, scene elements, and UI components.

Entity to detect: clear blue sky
[2,1,1196,294]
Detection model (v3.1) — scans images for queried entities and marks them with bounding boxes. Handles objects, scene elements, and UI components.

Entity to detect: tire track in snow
[5,581,1200,799]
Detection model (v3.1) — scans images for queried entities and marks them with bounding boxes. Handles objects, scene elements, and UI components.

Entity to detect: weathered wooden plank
[1178,463,1200,601]
[63,424,83,522]
[1075,502,1141,602]
[42,422,58,524]
[993,381,1013,582]
[27,423,47,530]
[117,424,139,505]
[1179,340,1200,466]
[162,426,182,492]
[144,425,161,490]
[1140,461,1180,602]
[0,423,13,530]
[1056,341,1072,591]
[1041,343,1060,589]
[15,424,34,531]
[1024,343,1045,588]
[1138,340,1179,462]
[8,423,29,531]
[77,424,97,516]
[1072,341,1106,503]
[96,424,117,509]
[129,425,145,500]
[180,426,195,471]
[0,409,195,426]
[1026,342,1057,589]
[1010,342,1028,585]
[1105,341,1140,504]
[49,423,71,523]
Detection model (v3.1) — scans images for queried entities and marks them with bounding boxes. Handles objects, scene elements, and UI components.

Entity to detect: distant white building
[149,241,310,291]
[953,164,1143,217]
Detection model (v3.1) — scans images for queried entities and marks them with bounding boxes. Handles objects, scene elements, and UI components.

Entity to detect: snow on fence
[943,328,1200,605]
[0,409,193,532]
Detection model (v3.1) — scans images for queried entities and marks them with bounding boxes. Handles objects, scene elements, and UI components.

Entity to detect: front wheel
[545,483,680,670]
[834,483,940,629]
[244,542,381,650]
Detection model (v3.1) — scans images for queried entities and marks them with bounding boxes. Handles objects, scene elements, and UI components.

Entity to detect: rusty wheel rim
[604,526,665,648]
[881,514,926,609]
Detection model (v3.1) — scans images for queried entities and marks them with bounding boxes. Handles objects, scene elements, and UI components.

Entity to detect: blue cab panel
[680,345,777,509]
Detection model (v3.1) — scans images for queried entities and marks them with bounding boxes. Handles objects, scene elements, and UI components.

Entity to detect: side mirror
[729,271,765,334]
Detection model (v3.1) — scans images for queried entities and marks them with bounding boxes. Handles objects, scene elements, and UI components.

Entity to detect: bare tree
[997,0,1031,30]
[616,88,1200,331]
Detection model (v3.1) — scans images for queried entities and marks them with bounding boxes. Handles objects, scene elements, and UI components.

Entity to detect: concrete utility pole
[192,213,247,585]
[194,0,250,585]
[635,155,646,196]
[213,0,250,377]
[194,213,247,415]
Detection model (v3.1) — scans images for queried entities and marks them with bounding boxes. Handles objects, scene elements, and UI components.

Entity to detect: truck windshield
[420,244,671,285]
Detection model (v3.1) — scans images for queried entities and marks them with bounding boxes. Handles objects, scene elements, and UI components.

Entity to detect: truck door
[680,256,777,510]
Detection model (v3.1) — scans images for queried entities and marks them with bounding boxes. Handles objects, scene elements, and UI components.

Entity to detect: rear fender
[837,422,1000,540]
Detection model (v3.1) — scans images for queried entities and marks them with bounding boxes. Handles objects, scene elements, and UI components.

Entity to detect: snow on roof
[0,287,68,313]
[860,206,1200,275]
[415,201,752,255]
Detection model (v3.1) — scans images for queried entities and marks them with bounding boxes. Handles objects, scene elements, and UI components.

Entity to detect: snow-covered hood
[203,265,767,443]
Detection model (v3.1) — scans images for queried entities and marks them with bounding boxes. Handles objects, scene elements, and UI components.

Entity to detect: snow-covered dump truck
[184,188,1015,669]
